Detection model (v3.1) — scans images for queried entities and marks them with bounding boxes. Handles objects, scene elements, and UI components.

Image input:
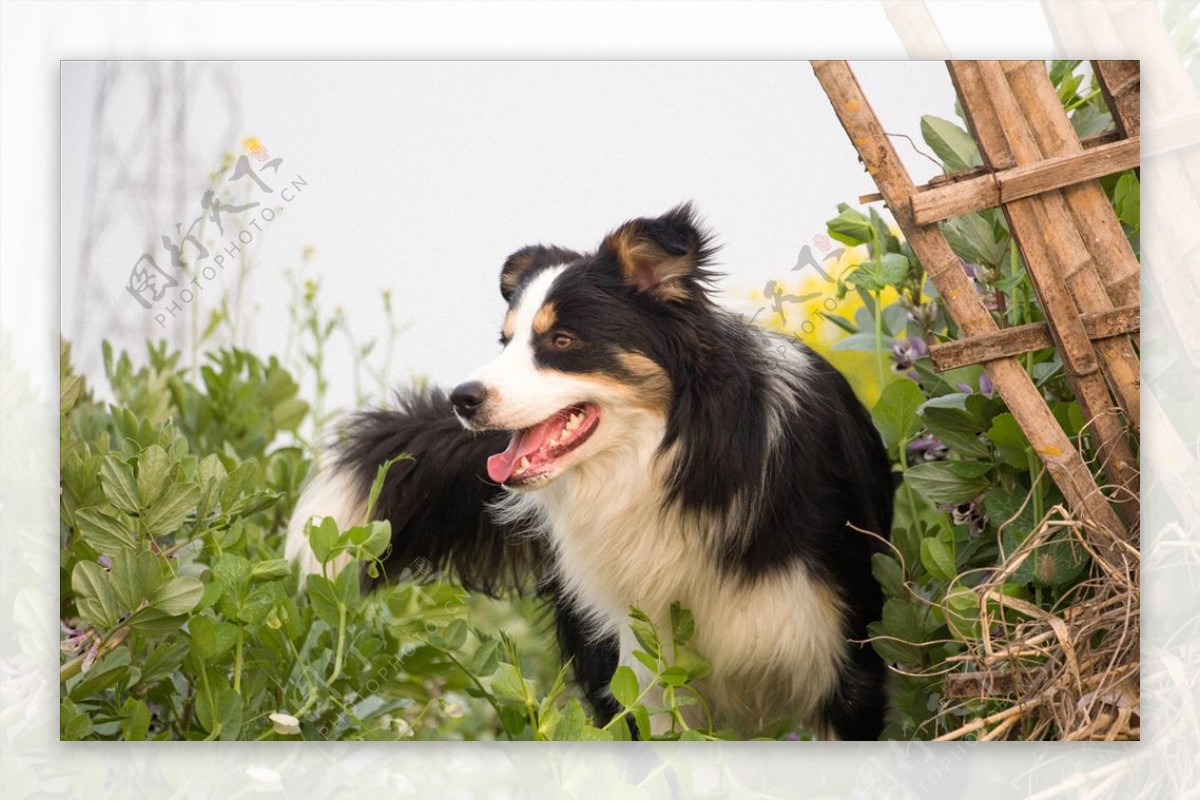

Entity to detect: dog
[286,204,894,739]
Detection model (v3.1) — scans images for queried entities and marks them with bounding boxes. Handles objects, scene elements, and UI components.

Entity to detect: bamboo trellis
[812,60,1141,552]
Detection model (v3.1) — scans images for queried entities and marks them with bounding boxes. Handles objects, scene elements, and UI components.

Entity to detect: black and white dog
[286,204,894,739]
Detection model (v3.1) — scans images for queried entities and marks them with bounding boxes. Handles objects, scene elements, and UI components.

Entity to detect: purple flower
[906,434,949,463]
[950,493,989,537]
[891,336,928,371]
[956,375,996,397]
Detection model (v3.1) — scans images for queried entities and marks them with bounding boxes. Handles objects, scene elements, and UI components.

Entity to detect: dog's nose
[450,381,489,417]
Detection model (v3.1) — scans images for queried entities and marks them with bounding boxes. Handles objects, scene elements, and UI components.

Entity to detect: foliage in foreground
[59,341,720,740]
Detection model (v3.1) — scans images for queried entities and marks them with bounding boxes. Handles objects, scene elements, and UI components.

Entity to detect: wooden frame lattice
[812,60,1140,551]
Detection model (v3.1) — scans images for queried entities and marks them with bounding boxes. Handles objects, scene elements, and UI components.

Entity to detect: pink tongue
[486,413,565,483]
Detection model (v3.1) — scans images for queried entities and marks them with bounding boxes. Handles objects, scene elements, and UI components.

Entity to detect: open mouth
[486,403,601,485]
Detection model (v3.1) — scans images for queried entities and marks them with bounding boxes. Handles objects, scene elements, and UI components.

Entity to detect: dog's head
[451,203,719,489]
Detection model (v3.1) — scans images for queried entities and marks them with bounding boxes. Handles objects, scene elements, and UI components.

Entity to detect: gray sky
[61,61,958,411]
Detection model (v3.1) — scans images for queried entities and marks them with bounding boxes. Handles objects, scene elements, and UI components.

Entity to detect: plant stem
[874,289,886,390]
[327,605,347,685]
[233,626,244,694]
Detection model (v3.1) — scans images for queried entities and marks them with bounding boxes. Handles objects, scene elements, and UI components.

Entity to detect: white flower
[269,711,301,735]
[393,717,413,738]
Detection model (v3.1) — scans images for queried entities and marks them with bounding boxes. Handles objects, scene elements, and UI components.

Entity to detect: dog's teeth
[565,414,582,432]
[549,435,560,446]
[517,456,530,473]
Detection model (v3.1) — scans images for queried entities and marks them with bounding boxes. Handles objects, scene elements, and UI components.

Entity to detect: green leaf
[669,603,694,645]
[872,380,925,451]
[904,461,992,506]
[305,574,342,626]
[672,644,712,681]
[1113,172,1139,229]
[631,705,652,739]
[249,558,291,583]
[489,662,529,706]
[137,445,172,506]
[308,516,339,565]
[72,560,121,629]
[144,483,200,537]
[61,699,93,740]
[832,332,894,352]
[151,577,204,616]
[922,417,991,459]
[189,616,239,660]
[365,455,412,520]
[100,456,141,514]
[120,697,151,741]
[271,397,309,431]
[871,553,905,598]
[987,412,1032,469]
[196,686,243,740]
[609,665,640,708]
[659,666,689,687]
[943,212,1007,268]
[920,115,981,172]
[68,647,131,700]
[877,253,910,285]
[110,549,163,610]
[442,618,469,651]
[128,609,189,638]
[139,639,189,686]
[920,537,957,581]
[826,203,874,246]
[359,520,392,561]
[75,509,137,554]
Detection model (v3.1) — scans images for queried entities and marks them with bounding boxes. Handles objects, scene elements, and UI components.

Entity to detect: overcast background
[61,60,959,410]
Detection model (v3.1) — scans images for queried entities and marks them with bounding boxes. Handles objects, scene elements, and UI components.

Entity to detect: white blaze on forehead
[466,264,588,431]
[509,265,566,345]
[470,265,565,382]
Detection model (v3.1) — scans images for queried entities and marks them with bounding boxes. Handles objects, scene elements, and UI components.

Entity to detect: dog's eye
[551,333,575,349]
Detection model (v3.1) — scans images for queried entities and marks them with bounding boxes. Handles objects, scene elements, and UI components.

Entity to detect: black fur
[332,389,546,595]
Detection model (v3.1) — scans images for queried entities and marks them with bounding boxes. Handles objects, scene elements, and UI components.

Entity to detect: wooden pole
[810,60,1129,545]
[948,61,1139,527]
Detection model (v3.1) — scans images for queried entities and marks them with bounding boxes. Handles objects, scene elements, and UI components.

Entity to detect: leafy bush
[59,336,720,741]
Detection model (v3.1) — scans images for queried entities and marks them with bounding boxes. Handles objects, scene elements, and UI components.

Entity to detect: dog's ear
[499,245,581,302]
[600,203,718,303]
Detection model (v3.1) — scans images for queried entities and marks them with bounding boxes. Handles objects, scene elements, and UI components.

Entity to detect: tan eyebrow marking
[532,302,557,336]
[501,309,516,341]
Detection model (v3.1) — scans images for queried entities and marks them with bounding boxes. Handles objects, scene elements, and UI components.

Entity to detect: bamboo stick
[929,305,1139,371]
[810,60,1128,545]
[948,61,1139,529]
[910,136,1140,225]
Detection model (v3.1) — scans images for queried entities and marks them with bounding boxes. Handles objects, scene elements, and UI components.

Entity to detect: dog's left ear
[600,203,718,303]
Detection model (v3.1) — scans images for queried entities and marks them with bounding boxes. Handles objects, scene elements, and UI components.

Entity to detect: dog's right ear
[500,245,582,302]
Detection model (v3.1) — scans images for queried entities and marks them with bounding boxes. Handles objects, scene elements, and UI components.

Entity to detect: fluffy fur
[286,204,894,739]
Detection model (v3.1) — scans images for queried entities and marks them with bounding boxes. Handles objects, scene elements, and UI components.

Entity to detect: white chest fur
[520,418,849,736]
